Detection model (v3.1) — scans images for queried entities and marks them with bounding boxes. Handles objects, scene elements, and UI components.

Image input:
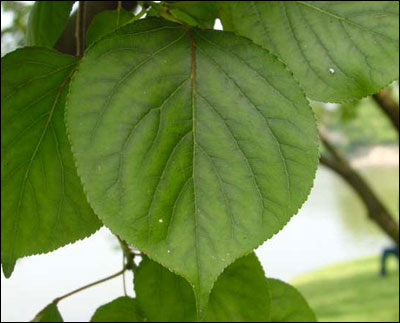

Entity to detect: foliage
[31,302,63,322]
[66,17,319,313]
[1,47,101,277]
[26,1,74,47]
[90,297,145,322]
[1,1,398,322]
[218,1,399,103]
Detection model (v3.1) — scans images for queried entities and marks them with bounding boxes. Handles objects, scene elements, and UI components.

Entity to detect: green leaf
[135,253,270,322]
[166,2,219,28]
[32,302,63,322]
[90,297,145,322]
[268,279,317,322]
[135,257,197,322]
[26,1,74,47]
[203,253,271,322]
[218,1,399,103]
[66,18,318,314]
[86,9,134,48]
[1,47,101,278]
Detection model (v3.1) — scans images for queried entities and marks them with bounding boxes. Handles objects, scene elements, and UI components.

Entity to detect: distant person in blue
[380,246,399,276]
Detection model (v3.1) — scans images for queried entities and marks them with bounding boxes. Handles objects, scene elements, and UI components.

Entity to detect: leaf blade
[1,47,101,277]
[66,18,318,313]
[32,302,63,322]
[218,1,399,102]
[86,9,134,48]
[134,253,271,322]
[268,278,317,322]
[26,1,74,47]
[90,297,145,322]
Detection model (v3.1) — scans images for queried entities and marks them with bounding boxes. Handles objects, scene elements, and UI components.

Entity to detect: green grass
[292,257,399,322]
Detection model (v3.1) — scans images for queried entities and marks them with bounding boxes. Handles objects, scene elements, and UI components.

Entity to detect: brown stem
[57,1,138,55]
[319,135,399,246]
[75,1,86,56]
[372,88,399,133]
[117,236,136,271]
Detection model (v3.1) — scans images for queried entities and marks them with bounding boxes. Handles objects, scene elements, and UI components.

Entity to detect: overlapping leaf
[66,18,318,313]
[1,47,101,277]
[32,302,63,322]
[218,1,399,102]
[90,297,145,322]
[26,1,74,47]
[86,9,134,48]
[135,253,270,322]
[268,279,317,322]
[166,1,219,28]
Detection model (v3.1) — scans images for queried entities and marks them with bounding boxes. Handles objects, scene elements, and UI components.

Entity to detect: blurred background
[1,2,399,322]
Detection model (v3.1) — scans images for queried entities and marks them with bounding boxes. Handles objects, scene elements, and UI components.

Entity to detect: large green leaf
[218,1,399,103]
[32,302,63,322]
[90,297,145,322]
[26,1,74,47]
[86,9,134,48]
[1,47,101,277]
[268,279,317,322]
[135,253,270,322]
[66,18,318,313]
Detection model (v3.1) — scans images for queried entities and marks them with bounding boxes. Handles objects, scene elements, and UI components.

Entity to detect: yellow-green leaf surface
[135,254,270,322]
[218,1,399,103]
[26,1,74,47]
[66,18,318,313]
[32,302,63,322]
[1,47,101,278]
[90,297,145,322]
[268,279,317,322]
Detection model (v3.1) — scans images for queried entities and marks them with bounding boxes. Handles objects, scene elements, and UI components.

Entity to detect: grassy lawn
[292,256,399,322]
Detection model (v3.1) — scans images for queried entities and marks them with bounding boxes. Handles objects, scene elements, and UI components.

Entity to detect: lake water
[1,165,399,322]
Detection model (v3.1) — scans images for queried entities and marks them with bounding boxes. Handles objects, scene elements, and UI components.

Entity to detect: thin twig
[117,1,122,26]
[54,268,126,304]
[122,253,128,296]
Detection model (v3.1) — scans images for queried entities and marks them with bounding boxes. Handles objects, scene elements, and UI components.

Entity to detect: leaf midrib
[189,30,202,311]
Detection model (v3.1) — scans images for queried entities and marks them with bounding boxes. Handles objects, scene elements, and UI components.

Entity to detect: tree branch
[372,88,399,133]
[319,133,399,246]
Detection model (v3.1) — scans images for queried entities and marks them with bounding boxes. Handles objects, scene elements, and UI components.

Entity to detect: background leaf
[26,1,74,47]
[135,257,197,322]
[1,47,101,277]
[134,253,270,322]
[32,302,63,322]
[268,278,317,322]
[90,297,145,322]
[86,9,134,48]
[218,1,399,103]
[166,1,218,28]
[66,18,318,314]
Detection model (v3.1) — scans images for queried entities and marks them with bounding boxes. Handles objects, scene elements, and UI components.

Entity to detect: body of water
[1,165,399,322]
